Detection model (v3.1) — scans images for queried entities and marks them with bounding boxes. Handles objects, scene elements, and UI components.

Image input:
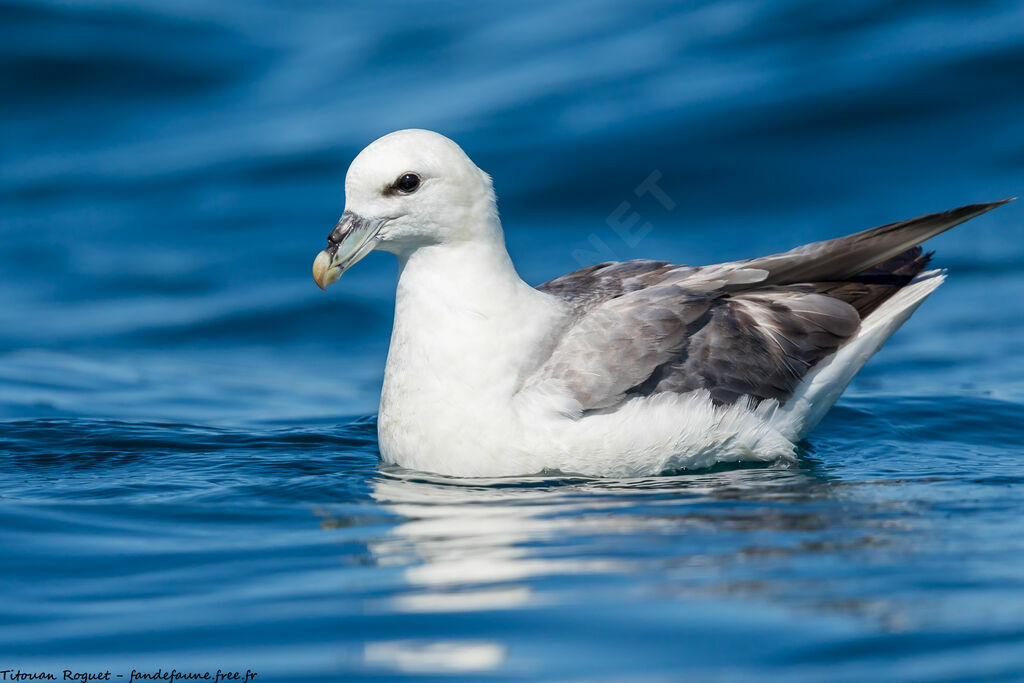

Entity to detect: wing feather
[531,201,1010,413]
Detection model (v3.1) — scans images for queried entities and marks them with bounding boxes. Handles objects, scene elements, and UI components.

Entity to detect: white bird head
[313,129,499,290]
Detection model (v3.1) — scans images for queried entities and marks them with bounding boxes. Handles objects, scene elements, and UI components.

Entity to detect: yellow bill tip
[312,250,341,290]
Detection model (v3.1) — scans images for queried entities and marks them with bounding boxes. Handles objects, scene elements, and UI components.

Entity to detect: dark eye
[395,173,421,194]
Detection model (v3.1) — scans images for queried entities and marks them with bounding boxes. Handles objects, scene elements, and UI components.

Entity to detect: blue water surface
[2,0,1024,680]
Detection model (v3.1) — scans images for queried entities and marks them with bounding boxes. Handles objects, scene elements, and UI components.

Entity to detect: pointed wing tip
[983,197,1015,210]
[953,197,1014,220]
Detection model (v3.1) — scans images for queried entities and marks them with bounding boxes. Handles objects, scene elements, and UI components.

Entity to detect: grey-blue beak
[312,211,385,290]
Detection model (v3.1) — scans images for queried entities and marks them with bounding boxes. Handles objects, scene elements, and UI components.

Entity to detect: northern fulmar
[312,129,1010,477]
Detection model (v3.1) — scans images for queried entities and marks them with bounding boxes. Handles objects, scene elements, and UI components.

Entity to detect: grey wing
[636,287,860,405]
[537,201,1007,307]
[529,280,861,411]
[537,258,767,309]
[537,259,682,310]
[529,283,718,410]
[531,199,1013,412]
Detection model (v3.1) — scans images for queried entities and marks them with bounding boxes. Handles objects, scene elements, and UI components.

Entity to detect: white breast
[377,240,569,476]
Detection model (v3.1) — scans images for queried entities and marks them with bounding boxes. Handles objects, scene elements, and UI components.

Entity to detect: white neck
[389,237,564,389]
[376,235,568,470]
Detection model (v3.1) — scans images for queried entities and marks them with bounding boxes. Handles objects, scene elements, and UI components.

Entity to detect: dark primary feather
[737,199,1010,285]
[533,200,1011,411]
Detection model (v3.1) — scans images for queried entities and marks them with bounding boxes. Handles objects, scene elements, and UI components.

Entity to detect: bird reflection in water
[314,452,917,677]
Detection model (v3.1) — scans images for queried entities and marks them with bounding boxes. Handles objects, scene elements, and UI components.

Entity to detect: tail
[775,269,947,440]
